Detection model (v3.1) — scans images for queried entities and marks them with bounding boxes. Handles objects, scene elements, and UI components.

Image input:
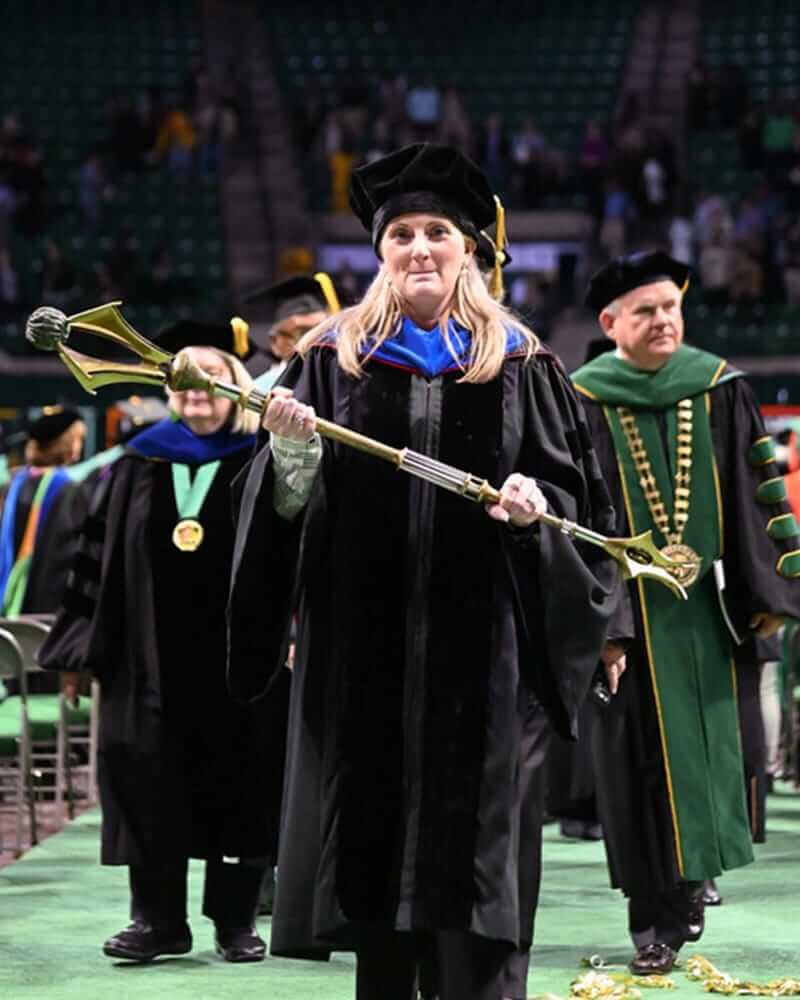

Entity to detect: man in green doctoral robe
[571,251,800,975]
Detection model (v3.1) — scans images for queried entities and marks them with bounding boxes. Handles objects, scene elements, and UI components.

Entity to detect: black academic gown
[0,470,88,615]
[228,343,627,958]
[39,449,289,866]
[581,378,800,897]
[24,481,89,615]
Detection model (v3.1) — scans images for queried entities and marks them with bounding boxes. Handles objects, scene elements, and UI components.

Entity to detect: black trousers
[356,929,509,1000]
[734,650,767,843]
[628,881,704,950]
[129,856,267,930]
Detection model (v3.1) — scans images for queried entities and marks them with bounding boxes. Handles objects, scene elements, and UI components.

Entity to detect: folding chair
[0,617,98,820]
[0,627,38,855]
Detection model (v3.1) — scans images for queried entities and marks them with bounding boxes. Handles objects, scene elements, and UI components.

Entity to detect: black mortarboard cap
[349,143,496,254]
[153,318,254,361]
[243,276,332,324]
[585,251,691,313]
[28,406,83,446]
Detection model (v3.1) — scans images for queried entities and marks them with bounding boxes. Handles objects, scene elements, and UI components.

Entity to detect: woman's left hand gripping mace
[26,302,690,599]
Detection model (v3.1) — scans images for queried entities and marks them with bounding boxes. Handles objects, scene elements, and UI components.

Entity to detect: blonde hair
[25,421,87,468]
[172,347,261,436]
[299,259,539,383]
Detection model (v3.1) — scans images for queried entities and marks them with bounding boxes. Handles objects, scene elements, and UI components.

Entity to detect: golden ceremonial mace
[26,302,690,599]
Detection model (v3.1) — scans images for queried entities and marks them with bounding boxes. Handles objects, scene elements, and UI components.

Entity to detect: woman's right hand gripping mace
[26,302,691,599]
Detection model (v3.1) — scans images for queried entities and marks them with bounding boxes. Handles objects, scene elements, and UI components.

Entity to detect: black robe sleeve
[23,480,89,615]
[709,378,800,630]
[227,352,331,703]
[498,354,631,734]
[36,461,139,677]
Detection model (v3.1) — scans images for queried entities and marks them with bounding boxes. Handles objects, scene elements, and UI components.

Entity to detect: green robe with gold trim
[572,344,800,893]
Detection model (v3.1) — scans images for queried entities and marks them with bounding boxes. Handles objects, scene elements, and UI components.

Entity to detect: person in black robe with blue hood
[0,407,88,618]
[228,143,630,1000]
[38,321,289,965]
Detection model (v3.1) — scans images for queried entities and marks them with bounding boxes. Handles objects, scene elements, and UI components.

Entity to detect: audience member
[377,73,409,138]
[579,120,610,222]
[734,196,765,252]
[337,74,370,144]
[154,106,197,172]
[0,248,19,320]
[40,239,79,311]
[11,147,46,236]
[137,85,166,157]
[78,152,107,227]
[406,77,442,140]
[668,211,693,266]
[510,118,546,208]
[438,84,471,149]
[474,112,510,192]
[0,176,15,250]
[147,239,176,304]
[781,220,800,306]
[194,96,237,174]
[699,233,732,304]
[599,178,635,259]
[730,240,764,303]
[96,226,141,300]
[323,110,358,213]
[641,156,668,223]
[693,192,734,248]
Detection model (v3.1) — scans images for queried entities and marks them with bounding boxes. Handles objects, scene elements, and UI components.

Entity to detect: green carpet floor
[1,789,798,1000]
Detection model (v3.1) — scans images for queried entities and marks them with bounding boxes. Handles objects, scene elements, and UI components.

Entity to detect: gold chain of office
[617,399,702,587]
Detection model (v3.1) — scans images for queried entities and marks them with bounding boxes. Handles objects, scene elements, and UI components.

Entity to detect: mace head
[26,307,70,352]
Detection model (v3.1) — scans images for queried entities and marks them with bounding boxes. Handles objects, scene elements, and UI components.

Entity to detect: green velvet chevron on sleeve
[748,436,778,467]
[767,513,800,541]
[756,477,788,505]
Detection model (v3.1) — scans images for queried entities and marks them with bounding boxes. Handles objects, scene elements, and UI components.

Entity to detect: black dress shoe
[683,908,704,941]
[682,883,706,941]
[103,920,192,962]
[630,942,676,975]
[214,925,266,963]
[701,878,722,906]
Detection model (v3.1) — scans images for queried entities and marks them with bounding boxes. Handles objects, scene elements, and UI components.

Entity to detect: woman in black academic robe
[0,409,87,619]
[228,144,628,1000]
[40,341,288,965]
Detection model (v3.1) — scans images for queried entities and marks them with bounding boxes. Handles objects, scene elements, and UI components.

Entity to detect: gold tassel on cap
[314,271,342,314]
[490,195,507,302]
[230,316,250,358]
